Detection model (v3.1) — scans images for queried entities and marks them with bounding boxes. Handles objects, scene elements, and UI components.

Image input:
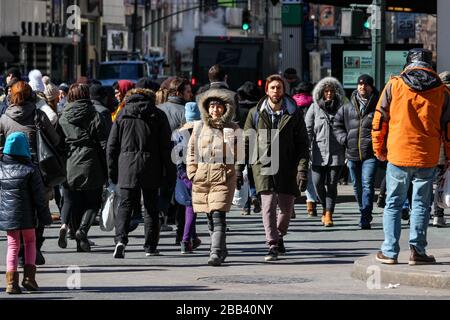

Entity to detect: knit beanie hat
[439,71,450,87]
[185,102,201,122]
[42,75,51,86]
[44,83,59,102]
[3,132,31,158]
[58,83,69,94]
[28,69,45,92]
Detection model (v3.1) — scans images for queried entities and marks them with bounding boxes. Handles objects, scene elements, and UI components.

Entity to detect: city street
[1,185,449,300]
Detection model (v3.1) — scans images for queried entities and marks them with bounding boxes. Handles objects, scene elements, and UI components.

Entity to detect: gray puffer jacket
[157,96,186,133]
[305,77,347,167]
[0,102,61,159]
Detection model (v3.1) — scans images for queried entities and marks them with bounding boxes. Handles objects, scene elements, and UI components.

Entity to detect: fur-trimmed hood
[121,88,157,118]
[312,77,346,105]
[196,89,236,128]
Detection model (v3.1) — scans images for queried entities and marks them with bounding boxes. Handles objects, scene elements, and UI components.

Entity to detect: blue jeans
[381,163,436,259]
[305,169,317,202]
[347,158,377,225]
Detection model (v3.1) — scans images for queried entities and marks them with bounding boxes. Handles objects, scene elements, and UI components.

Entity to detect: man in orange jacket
[372,48,450,266]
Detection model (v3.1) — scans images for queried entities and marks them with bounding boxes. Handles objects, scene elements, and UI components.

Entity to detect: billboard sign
[342,50,408,88]
[331,44,423,90]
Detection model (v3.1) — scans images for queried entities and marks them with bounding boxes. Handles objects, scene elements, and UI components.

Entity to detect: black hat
[6,67,21,79]
[357,74,374,88]
[58,83,69,94]
[295,81,314,94]
[283,68,297,80]
[136,77,160,91]
[237,81,261,101]
[406,48,433,66]
[89,84,106,101]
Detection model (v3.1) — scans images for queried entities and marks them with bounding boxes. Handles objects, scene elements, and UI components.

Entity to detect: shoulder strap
[252,110,259,128]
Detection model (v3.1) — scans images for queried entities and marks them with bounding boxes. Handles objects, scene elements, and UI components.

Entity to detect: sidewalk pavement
[352,249,450,289]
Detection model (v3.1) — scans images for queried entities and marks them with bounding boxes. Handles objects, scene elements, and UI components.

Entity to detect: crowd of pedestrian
[0,48,449,294]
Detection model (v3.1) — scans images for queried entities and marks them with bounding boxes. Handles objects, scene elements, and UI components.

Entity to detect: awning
[0,44,14,63]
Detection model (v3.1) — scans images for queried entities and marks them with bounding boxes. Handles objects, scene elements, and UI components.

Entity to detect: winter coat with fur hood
[187,89,239,213]
[305,77,347,166]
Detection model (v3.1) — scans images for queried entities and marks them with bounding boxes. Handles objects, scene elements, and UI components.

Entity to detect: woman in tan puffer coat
[186,89,239,266]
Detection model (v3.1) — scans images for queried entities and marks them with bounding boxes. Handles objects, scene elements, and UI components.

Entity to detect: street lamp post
[133,0,139,55]
[371,0,386,90]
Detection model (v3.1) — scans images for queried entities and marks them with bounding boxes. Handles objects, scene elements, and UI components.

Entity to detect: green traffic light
[242,23,250,31]
[364,20,370,29]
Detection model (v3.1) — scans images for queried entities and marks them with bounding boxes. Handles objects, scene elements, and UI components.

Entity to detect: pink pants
[260,192,295,247]
[6,229,36,272]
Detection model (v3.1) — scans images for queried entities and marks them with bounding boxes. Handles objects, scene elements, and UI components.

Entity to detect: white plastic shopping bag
[232,168,250,208]
[100,184,119,231]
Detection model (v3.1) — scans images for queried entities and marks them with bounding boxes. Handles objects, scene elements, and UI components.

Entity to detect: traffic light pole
[265,0,269,39]
[371,0,386,90]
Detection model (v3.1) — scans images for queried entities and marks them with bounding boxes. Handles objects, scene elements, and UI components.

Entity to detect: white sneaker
[113,242,125,258]
[433,216,446,227]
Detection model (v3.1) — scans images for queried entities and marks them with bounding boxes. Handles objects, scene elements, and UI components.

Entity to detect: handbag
[35,112,67,187]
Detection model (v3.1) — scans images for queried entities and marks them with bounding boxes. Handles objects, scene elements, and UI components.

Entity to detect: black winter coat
[59,99,108,190]
[333,90,379,161]
[0,155,52,231]
[92,99,113,135]
[107,90,176,189]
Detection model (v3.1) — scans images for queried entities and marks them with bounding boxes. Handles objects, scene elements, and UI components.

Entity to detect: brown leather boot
[22,264,39,291]
[307,202,317,217]
[323,210,334,227]
[321,208,326,224]
[5,271,22,294]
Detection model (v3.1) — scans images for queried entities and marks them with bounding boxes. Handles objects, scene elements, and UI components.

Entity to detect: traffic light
[242,9,251,31]
[340,9,366,37]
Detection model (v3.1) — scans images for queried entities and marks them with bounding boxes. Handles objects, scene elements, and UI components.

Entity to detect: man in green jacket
[236,74,310,261]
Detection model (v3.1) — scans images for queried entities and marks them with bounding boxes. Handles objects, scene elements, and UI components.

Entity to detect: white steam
[173,7,227,53]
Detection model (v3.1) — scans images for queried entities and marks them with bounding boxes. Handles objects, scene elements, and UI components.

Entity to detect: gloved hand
[236,171,244,190]
[297,171,308,193]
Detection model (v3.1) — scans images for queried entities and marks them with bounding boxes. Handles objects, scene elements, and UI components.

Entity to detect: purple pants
[182,206,197,242]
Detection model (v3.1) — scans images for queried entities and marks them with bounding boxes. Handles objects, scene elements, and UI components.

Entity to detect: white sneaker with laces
[113,242,125,258]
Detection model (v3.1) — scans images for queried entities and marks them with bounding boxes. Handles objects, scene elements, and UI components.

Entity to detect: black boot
[35,225,45,265]
[75,210,97,252]
[144,211,161,255]
[207,211,226,266]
